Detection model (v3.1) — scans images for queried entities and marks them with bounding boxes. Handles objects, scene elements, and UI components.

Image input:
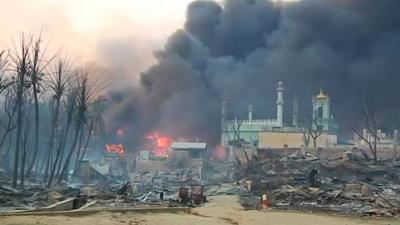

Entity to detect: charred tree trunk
[53,101,75,184]
[27,34,55,180]
[57,120,82,184]
[56,69,102,184]
[313,138,317,149]
[54,118,72,181]
[73,126,85,175]
[45,98,61,188]
[352,102,380,164]
[12,52,28,188]
[74,121,93,177]
[305,115,322,149]
[45,59,70,188]
[20,118,30,189]
[28,84,40,179]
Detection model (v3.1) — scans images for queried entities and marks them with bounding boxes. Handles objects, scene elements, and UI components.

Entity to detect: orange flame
[106,144,126,156]
[146,131,173,157]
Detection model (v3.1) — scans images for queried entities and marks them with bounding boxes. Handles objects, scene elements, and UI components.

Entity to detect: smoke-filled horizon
[105,0,400,146]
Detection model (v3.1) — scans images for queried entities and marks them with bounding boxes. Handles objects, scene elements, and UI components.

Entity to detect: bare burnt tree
[9,33,32,188]
[19,90,34,188]
[57,69,104,184]
[52,88,77,185]
[27,33,56,179]
[305,115,323,149]
[226,118,243,145]
[45,57,72,188]
[352,103,379,164]
[73,97,106,178]
[0,32,109,189]
[72,73,105,178]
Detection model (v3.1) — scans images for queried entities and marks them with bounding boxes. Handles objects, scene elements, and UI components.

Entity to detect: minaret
[292,93,299,128]
[221,93,228,145]
[248,104,253,122]
[312,89,331,131]
[276,81,284,128]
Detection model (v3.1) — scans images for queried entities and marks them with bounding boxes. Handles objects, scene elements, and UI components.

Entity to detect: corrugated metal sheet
[171,142,207,150]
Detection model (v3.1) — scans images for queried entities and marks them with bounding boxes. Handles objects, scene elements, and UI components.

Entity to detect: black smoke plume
[105,0,400,146]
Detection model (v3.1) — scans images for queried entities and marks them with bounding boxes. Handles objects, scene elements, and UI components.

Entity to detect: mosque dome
[316,89,329,100]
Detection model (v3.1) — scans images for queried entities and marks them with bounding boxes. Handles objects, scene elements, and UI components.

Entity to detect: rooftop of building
[171,142,207,150]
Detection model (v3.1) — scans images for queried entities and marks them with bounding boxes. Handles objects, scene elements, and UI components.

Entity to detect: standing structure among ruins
[221,82,338,149]
[292,93,299,128]
[276,81,284,128]
[312,90,336,133]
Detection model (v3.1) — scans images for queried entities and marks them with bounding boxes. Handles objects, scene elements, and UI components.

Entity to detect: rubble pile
[92,169,206,208]
[0,183,83,212]
[0,170,205,213]
[235,150,400,217]
[35,167,208,212]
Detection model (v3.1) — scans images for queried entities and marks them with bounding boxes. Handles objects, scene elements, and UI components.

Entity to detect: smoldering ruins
[1,0,400,223]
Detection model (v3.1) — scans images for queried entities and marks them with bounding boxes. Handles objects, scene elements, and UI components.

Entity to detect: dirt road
[0,196,398,225]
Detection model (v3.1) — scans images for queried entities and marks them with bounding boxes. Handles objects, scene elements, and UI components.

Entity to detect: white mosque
[221,82,338,149]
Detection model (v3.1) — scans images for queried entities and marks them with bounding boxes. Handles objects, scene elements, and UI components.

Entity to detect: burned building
[135,141,207,176]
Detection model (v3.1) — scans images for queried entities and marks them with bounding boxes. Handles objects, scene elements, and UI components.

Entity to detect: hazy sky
[0,0,196,81]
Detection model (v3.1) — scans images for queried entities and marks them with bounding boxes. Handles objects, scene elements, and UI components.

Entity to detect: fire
[106,144,126,156]
[146,131,173,157]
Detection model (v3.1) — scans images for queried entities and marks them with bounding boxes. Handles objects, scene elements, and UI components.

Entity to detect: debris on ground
[1,148,399,219]
[231,149,400,218]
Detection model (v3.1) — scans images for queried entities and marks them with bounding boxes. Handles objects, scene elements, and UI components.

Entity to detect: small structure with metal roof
[171,142,207,159]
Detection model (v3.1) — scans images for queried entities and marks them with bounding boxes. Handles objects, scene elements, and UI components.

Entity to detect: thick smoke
[107,0,400,145]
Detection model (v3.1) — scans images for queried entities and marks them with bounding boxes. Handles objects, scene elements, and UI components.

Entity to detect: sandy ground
[0,196,399,225]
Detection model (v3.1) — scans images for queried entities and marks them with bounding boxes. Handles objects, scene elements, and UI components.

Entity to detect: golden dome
[316,89,329,100]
